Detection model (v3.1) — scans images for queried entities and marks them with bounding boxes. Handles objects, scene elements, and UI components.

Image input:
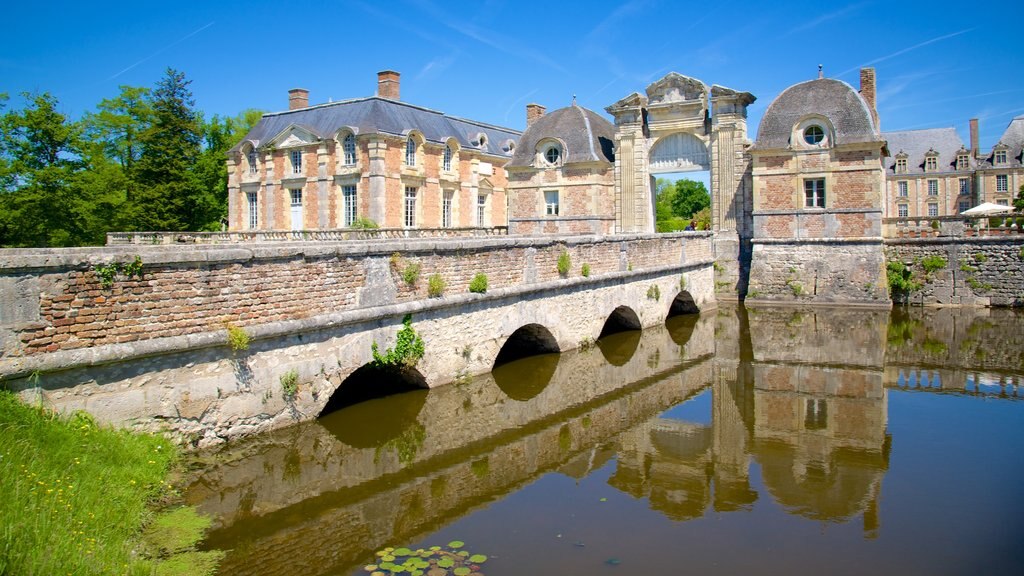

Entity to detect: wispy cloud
[837,28,974,77]
[350,1,459,51]
[885,88,1024,111]
[503,88,539,124]
[783,2,869,37]
[108,21,216,80]
[416,53,458,81]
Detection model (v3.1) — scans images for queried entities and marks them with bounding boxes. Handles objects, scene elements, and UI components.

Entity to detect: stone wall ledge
[752,237,884,245]
[0,233,706,271]
[883,236,1024,247]
[0,259,712,380]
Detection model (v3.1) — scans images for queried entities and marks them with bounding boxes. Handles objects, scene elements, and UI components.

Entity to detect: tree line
[0,68,262,247]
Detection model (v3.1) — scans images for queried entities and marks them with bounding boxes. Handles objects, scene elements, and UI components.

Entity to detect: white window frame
[476,193,486,226]
[925,156,938,172]
[928,203,938,217]
[404,186,417,227]
[290,150,303,175]
[247,192,258,229]
[994,150,1008,165]
[804,178,825,209]
[927,179,938,196]
[343,134,356,166]
[544,190,559,216]
[897,181,908,197]
[957,155,969,171]
[897,204,908,218]
[442,190,453,228]
[959,178,970,196]
[247,150,258,175]
[443,145,452,172]
[895,158,908,173]
[342,185,357,227]
[405,137,417,167]
[996,174,1008,192]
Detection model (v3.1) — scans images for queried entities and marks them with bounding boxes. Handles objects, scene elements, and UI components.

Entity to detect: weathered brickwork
[884,237,1024,306]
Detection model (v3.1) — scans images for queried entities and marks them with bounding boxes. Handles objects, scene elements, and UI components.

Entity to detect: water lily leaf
[364,564,379,572]
[392,565,407,574]
[429,546,441,552]
[379,562,395,571]
[411,570,424,576]
[453,568,471,576]
[437,557,455,568]
[395,547,413,556]
[382,554,396,562]
[448,540,465,549]
[457,550,469,557]
[599,498,607,502]
[468,554,487,563]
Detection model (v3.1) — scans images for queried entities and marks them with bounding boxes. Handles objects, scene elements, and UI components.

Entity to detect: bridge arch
[319,362,427,417]
[494,323,560,368]
[667,290,700,319]
[599,305,642,339]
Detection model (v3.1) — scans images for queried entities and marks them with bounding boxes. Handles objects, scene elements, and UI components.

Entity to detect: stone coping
[752,237,884,245]
[0,259,712,380]
[883,235,1024,246]
[752,207,881,216]
[0,232,711,272]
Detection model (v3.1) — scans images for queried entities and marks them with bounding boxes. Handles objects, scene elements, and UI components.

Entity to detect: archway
[319,363,428,448]
[494,323,560,368]
[493,353,559,401]
[599,305,642,338]
[667,291,700,318]
[597,306,642,366]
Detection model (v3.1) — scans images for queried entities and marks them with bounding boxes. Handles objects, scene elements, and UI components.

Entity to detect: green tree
[133,68,203,231]
[0,92,86,246]
[670,179,710,219]
[1014,183,1024,213]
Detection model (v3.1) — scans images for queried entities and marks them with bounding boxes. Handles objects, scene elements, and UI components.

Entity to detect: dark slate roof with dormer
[753,78,881,150]
[230,96,520,156]
[977,115,1024,169]
[507,104,615,168]
[883,128,969,174]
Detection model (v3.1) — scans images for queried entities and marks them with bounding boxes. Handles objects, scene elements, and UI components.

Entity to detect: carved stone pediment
[268,124,321,149]
[646,73,707,105]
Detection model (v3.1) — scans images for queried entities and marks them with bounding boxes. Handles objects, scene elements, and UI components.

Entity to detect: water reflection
[182,305,1024,575]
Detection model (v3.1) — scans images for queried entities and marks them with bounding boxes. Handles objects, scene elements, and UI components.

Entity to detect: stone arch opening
[649,132,710,174]
[667,291,700,319]
[319,363,427,418]
[494,323,560,368]
[493,353,559,401]
[318,363,428,448]
[599,305,642,339]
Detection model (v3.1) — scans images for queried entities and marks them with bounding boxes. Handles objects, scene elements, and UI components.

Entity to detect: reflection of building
[226,71,519,231]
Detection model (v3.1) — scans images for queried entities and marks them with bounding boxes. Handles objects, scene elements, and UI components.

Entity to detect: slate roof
[754,78,881,150]
[230,97,520,156]
[977,115,1024,169]
[883,128,969,174]
[507,104,615,168]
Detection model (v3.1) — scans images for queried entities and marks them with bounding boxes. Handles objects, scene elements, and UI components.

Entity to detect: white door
[290,190,303,230]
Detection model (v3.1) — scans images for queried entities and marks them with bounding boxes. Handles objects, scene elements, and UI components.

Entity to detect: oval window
[804,125,825,145]
[545,146,561,164]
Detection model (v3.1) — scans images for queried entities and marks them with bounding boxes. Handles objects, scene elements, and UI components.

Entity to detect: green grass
[0,391,220,575]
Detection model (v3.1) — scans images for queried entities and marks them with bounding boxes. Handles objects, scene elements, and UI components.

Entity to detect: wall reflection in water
[183,305,1024,576]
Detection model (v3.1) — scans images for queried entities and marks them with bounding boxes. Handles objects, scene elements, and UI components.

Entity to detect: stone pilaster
[367,136,387,225]
[317,142,330,228]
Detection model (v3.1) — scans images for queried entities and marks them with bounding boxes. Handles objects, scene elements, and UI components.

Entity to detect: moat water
[183,305,1024,576]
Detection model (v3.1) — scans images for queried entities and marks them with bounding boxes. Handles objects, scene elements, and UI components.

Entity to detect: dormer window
[342,134,356,165]
[247,150,258,174]
[994,149,1008,165]
[895,157,908,173]
[925,156,938,172]
[290,150,303,175]
[443,144,452,171]
[803,125,825,145]
[957,153,969,171]
[545,146,561,164]
[405,137,417,167]
[477,133,487,148]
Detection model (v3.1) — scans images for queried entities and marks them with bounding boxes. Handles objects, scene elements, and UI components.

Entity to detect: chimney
[288,88,309,110]
[526,103,546,127]
[859,68,879,130]
[377,70,400,100]
[969,118,979,158]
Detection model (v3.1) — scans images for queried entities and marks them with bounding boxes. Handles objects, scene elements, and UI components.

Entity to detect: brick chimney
[377,70,400,100]
[969,118,979,158]
[288,88,309,110]
[859,68,879,130]
[526,103,546,127]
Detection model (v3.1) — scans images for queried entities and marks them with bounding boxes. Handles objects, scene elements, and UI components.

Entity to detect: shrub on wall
[427,274,446,297]
[581,263,591,277]
[371,314,425,370]
[557,250,571,277]
[469,273,488,294]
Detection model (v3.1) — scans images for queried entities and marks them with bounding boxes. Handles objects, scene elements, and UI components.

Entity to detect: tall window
[895,158,907,173]
[958,200,970,214]
[290,189,303,230]
[247,192,258,229]
[405,137,416,167]
[925,156,937,172]
[404,186,417,227]
[994,150,1008,165]
[442,191,453,227]
[957,154,970,171]
[544,190,559,216]
[343,134,356,165]
[443,145,452,171]
[928,203,938,217]
[897,181,908,197]
[247,150,258,174]
[290,150,302,175]
[996,174,1008,192]
[804,179,825,208]
[477,194,486,226]
[959,178,970,196]
[898,204,908,218]
[927,179,938,196]
[342,185,357,227]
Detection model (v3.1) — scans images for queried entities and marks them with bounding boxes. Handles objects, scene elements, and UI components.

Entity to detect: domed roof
[754,78,880,149]
[507,104,615,168]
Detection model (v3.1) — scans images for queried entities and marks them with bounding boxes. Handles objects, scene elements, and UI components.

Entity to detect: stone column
[367,136,387,225]
[317,142,331,228]
[606,94,650,234]
[263,150,275,230]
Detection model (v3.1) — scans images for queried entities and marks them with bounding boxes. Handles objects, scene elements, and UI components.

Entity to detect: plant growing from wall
[647,284,661,300]
[886,260,921,301]
[557,250,571,277]
[973,253,988,263]
[580,263,591,277]
[280,369,298,400]
[225,323,250,352]
[468,273,488,294]
[679,275,686,290]
[92,256,144,289]
[351,217,379,229]
[371,314,425,370]
[402,261,421,286]
[427,273,446,298]
[920,255,947,278]
[787,280,804,296]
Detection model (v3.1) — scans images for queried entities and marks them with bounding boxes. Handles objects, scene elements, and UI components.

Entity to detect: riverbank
[0,390,221,575]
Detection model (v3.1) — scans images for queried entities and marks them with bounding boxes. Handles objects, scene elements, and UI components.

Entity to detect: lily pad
[453,568,471,576]
[437,557,455,568]
[429,546,442,552]
[457,550,469,557]
[468,554,488,563]
[382,554,396,562]
[448,540,465,549]
[364,564,379,572]
[395,547,413,556]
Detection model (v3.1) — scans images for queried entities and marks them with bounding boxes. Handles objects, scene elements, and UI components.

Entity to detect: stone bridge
[0,233,715,445]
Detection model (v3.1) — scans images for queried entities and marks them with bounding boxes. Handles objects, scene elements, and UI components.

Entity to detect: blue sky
[3,0,1023,149]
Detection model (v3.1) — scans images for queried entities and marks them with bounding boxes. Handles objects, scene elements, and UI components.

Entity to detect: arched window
[343,134,356,165]
[443,144,452,171]
[405,137,417,166]
[247,149,258,174]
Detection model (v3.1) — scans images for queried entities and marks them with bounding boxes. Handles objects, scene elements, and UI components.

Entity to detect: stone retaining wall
[884,237,1024,306]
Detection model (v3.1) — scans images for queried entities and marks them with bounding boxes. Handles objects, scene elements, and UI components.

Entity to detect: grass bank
[0,390,221,575]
